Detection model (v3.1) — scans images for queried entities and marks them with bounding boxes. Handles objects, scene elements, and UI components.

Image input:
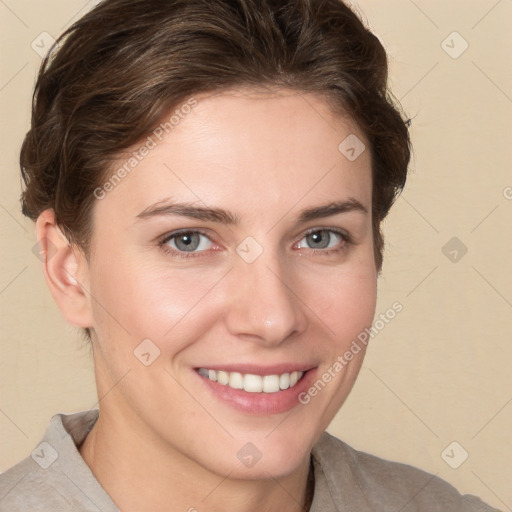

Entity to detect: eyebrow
[136,198,367,224]
[136,200,239,224]
[296,199,368,222]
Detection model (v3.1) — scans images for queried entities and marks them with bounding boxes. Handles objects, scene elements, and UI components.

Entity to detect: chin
[232,428,317,479]
[227,447,310,481]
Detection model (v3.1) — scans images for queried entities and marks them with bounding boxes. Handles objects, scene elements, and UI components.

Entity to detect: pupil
[308,230,329,249]
[176,232,199,251]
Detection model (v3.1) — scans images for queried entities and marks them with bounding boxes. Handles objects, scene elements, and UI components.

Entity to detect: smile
[197,368,305,393]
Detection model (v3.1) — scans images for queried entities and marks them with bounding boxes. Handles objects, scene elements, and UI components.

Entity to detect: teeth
[263,375,280,393]
[229,372,244,390]
[217,370,229,386]
[244,374,263,393]
[279,372,290,390]
[198,368,305,393]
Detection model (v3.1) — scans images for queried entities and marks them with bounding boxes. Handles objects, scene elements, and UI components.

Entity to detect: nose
[223,253,308,346]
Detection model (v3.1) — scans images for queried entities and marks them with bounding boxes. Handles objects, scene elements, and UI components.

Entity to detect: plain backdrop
[0,0,511,509]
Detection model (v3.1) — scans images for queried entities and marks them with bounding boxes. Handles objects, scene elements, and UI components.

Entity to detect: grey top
[0,409,499,511]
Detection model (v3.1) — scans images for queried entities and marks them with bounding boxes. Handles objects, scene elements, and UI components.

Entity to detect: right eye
[160,230,215,256]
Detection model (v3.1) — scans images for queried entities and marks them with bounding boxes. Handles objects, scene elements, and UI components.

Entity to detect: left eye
[164,231,213,253]
[296,229,344,250]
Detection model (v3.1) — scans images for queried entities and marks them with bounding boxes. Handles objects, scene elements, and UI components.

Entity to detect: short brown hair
[20,0,410,269]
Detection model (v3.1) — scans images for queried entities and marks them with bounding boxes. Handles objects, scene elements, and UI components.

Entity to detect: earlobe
[35,209,94,329]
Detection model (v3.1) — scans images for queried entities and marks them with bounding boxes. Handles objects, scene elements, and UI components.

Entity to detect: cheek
[327,276,376,338]
[300,257,377,344]
[88,255,229,348]
[300,262,376,416]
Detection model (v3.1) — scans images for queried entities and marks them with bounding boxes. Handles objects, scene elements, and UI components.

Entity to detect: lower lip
[196,369,318,415]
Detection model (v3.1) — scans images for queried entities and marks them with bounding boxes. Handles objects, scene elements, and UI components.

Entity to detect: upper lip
[195,364,316,376]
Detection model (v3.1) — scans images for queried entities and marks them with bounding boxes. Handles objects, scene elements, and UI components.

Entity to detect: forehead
[93,88,372,225]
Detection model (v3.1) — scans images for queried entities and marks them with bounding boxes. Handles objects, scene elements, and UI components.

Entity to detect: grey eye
[166,232,212,252]
[297,230,344,250]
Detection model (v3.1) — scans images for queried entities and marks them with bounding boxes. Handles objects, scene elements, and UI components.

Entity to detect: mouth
[197,368,305,393]
[194,365,317,415]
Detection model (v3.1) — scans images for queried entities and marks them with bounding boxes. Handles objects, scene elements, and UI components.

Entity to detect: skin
[37,88,378,512]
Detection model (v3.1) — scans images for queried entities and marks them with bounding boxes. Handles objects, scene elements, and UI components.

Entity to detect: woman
[0,0,499,510]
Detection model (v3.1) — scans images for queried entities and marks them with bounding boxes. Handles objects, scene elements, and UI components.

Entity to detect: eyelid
[158,228,221,257]
[295,226,353,245]
[159,228,213,245]
[157,225,353,259]
[291,227,353,257]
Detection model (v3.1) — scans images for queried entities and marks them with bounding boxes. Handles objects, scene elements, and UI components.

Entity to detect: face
[84,88,377,479]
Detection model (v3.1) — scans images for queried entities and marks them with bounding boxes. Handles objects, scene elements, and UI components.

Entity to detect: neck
[79,408,314,512]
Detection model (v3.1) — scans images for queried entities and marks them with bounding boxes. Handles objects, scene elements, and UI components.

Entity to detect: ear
[35,209,94,328]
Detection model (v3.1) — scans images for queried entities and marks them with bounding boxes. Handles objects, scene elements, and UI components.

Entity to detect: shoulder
[0,410,117,512]
[0,455,75,511]
[311,432,500,511]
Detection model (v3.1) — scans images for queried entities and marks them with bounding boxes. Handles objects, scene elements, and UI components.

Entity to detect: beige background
[1,0,511,509]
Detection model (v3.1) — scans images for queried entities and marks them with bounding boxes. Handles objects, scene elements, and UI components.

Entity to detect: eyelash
[159,229,216,260]
[298,228,353,257]
[158,227,353,260]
